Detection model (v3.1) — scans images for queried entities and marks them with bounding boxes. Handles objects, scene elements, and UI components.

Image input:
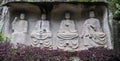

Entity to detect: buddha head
[20,13,25,20]
[41,14,46,20]
[89,11,95,18]
[65,12,71,19]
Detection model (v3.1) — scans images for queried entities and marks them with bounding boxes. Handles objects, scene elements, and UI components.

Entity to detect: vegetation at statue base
[0,33,10,43]
[0,42,119,61]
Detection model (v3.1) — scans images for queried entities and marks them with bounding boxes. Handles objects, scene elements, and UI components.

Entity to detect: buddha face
[89,11,95,18]
[65,12,70,19]
[20,13,25,20]
[41,14,46,20]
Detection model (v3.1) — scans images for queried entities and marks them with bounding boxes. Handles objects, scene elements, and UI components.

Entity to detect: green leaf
[118,21,120,24]
[115,10,120,14]
[0,33,10,43]
[116,3,120,9]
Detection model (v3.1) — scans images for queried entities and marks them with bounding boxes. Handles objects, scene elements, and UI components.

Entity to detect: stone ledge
[1,0,108,6]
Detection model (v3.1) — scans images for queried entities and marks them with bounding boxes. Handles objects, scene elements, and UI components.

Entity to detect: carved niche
[31,14,52,48]
[2,3,113,51]
[81,11,107,48]
[11,13,28,46]
[57,12,79,50]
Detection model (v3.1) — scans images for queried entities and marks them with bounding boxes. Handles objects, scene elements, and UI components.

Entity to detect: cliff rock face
[1,0,107,4]
[1,0,113,51]
[0,7,2,16]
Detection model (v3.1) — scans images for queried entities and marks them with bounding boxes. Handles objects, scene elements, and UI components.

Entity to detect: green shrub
[0,33,10,43]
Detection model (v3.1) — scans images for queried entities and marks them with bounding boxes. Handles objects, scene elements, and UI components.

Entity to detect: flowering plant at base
[0,42,120,61]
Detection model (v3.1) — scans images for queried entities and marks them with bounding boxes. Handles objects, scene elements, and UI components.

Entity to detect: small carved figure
[81,11,107,48]
[57,12,79,50]
[31,14,52,48]
[11,13,28,46]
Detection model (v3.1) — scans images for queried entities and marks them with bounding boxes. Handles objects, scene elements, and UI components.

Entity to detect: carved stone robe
[31,20,52,48]
[57,20,79,50]
[82,18,107,48]
[11,20,28,45]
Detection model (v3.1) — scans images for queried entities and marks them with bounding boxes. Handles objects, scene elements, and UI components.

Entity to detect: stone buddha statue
[11,13,28,46]
[81,11,107,48]
[31,14,52,48]
[57,12,79,50]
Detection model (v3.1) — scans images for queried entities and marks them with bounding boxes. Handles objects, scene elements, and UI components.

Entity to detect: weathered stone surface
[30,14,52,48]
[57,12,79,51]
[2,0,108,3]
[81,11,107,48]
[1,2,113,51]
[11,13,28,46]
